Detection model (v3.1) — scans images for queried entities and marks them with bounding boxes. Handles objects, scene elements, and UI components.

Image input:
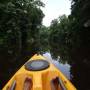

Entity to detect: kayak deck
[3,54,76,90]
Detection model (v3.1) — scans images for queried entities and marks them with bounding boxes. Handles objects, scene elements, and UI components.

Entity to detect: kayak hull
[2,54,76,90]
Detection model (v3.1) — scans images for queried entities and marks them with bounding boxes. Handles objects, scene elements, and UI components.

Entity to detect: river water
[42,52,90,90]
[1,50,90,90]
[43,52,71,80]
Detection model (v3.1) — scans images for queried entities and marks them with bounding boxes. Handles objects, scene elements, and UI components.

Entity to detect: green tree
[0,0,44,88]
[39,25,50,52]
[49,15,70,60]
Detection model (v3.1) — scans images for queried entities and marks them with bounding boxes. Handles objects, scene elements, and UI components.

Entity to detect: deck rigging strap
[6,80,16,90]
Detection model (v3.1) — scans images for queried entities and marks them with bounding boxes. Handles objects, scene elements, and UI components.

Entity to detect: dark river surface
[42,52,90,90]
[43,52,71,80]
[1,51,90,90]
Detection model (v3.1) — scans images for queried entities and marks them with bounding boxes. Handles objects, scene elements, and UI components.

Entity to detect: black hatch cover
[25,60,50,71]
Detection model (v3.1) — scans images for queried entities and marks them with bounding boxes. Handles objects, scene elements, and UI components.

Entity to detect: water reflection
[70,62,90,90]
[43,52,90,90]
[43,52,71,80]
[1,50,90,90]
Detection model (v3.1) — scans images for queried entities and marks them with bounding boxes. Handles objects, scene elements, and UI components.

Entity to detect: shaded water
[43,52,71,80]
[1,50,90,90]
[43,52,90,90]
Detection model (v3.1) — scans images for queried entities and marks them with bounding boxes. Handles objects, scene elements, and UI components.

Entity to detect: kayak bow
[3,54,76,90]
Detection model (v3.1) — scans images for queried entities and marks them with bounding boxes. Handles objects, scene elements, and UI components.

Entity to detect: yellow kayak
[3,54,76,90]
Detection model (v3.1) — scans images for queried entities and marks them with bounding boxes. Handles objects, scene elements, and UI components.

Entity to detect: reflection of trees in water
[0,41,40,89]
[49,42,90,90]
[70,61,90,90]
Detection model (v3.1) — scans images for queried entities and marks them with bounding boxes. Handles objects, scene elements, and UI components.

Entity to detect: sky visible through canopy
[41,0,71,26]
